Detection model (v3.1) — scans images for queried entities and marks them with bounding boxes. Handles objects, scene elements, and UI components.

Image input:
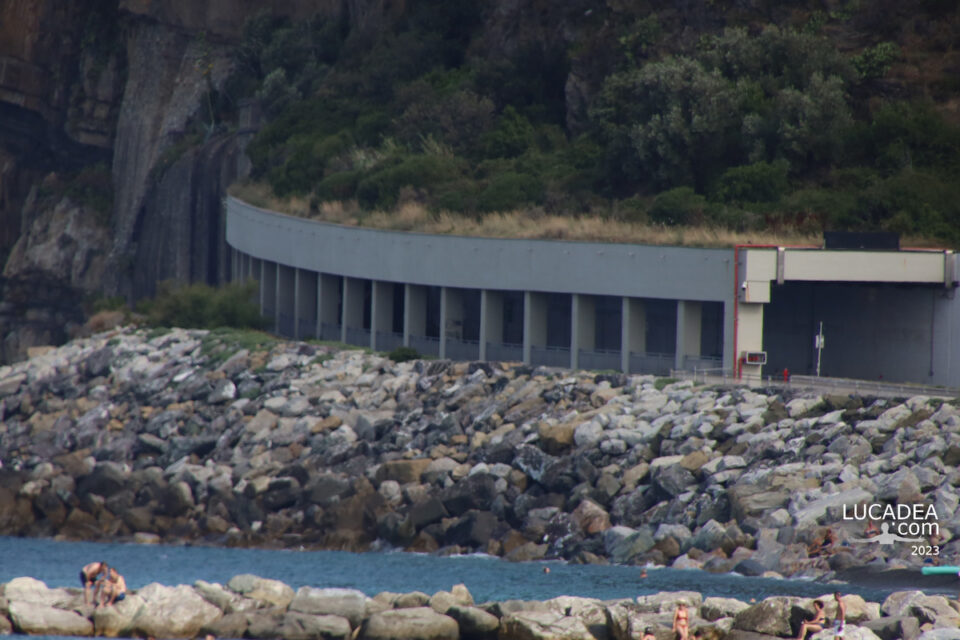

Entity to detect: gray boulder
[8,601,93,636]
[861,616,920,640]
[445,605,499,640]
[359,607,459,640]
[733,597,806,637]
[499,610,594,640]
[290,587,369,628]
[129,583,222,638]
[701,597,749,621]
[92,593,145,636]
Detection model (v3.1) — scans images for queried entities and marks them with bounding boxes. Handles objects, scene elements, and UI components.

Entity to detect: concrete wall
[226,197,734,302]
[763,282,953,385]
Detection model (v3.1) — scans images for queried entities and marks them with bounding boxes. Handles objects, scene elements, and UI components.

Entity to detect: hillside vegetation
[222,1,960,246]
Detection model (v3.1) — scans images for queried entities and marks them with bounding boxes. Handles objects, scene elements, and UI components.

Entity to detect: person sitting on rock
[673,602,690,640]
[641,627,656,640]
[807,528,837,557]
[98,567,127,608]
[80,561,108,605]
[795,599,826,640]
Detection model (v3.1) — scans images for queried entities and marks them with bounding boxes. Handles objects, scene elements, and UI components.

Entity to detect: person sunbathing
[795,599,826,640]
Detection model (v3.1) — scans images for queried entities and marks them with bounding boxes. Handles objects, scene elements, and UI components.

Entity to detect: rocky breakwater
[1,327,959,579]
[3,574,960,640]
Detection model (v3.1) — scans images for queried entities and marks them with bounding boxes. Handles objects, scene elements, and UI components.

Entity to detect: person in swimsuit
[98,568,127,608]
[641,627,656,640]
[673,602,690,640]
[80,561,108,605]
[796,599,826,640]
[832,592,846,638]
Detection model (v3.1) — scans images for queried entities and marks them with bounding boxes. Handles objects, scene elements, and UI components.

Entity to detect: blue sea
[1,536,954,638]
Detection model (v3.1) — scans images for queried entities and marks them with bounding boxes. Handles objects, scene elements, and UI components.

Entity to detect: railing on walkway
[487,342,522,362]
[669,368,958,398]
[684,355,723,370]
[320,323,341,342]
[629,352,674,376]
[579,348,621,371]
[278,313,296,338]
[409,335,440,357]
[297,318,317,340]
[446,338,479,361]
[530,346,570,368]
[345,327,370,347]
[374,331,404,352]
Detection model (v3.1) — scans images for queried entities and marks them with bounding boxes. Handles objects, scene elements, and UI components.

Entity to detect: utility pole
[814,321,825,377]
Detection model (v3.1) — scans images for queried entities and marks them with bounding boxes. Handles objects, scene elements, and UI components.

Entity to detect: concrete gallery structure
[226,196,960,386]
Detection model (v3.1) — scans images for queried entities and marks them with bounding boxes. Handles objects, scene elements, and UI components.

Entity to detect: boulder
[359,607,459,640]
[604,601,647,640]
[603,526,655,564]
[129,583,222,638]
[634,592,702,614]
[733,597,806,637]
[571,500,611,535]
[395,592,432,609]
[276,611,353,640]
[3,577,75,608]
[446,605,499,640]
[882,591,960,627]
[861,616,920,640]
[701,597,749,621]
[915,630,960,640]
[8,601,93,636]
[194,580,256,614]
[228,574,296,609]
[290,587,369,628]
[92,593,146,637]
[499,610,594,640]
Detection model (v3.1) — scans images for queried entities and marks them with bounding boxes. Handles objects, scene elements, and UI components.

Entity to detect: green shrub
[852,42,900,80]
[356,154,464,209]
[316,170,361,201]
[477,172,544,212]
[138,281,264,330]
[388,346,420,362]
[649,187,709,226]
[712,160,789,204]
[482,107,538,158]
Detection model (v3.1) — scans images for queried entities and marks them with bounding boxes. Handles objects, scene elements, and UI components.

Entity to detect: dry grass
[227,182,942,249]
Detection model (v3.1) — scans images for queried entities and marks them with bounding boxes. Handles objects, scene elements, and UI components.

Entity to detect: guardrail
[669,368,958,398]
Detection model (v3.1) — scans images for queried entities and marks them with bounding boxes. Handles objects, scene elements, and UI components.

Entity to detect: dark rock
[733,559,766,577]
[440,474,497,516]
[513,445,557,484]
[409,497,449,529]
[445,510,498,548]
[652,465,696,498]
[76,461,128,498]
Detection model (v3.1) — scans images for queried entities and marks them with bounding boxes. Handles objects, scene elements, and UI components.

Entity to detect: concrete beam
[371,281,395,350]
[621,297,646,373]
[523,291,547,365]
[676,300,702,370]
[479,289,503,361]
[571,294,595,370]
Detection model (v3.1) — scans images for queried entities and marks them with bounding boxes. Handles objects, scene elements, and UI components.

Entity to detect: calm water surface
[1,535,930,604]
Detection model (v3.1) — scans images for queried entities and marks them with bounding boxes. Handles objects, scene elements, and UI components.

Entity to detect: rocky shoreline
[0,327,957,580]
[2,574,959,640]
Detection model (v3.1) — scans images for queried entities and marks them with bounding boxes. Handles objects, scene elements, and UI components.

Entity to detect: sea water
[1,535,953,639]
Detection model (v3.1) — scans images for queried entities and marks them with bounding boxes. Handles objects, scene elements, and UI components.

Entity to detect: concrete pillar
[260,261,278,331]
[479,290,504,360]
[342,277,365,344]
[316,274,340,339]
[440,287,464,359]
[621,297,647,373]
[737,303,765,381]
[676,300,702,370]
[404,284,427,346]
[277,265,296,337]
[722,300,736,374]
[296,269,318,339]
[571,294,596,370]
[371,281,395,350]
[523,291,547,365]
